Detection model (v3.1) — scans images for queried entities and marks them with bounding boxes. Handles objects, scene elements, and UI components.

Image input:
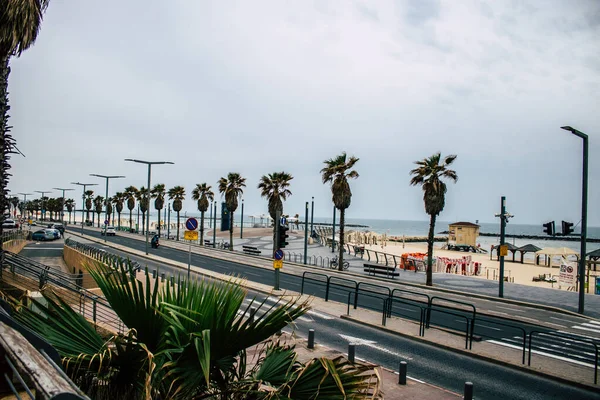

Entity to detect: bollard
[152,269,156,278]
[398,361,407,385]
[348,344,355,363]
[308,329,315,349]
[170,276,174,286]
[250,307,256,323]
[464,382,473,400]
[161,273,165,282]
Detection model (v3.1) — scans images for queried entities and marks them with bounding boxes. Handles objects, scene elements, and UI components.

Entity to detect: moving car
[2,219,17,229]
[31,229,54,241]
[45,228,60,240]
[48,223,65,235]
[101,226,116,236]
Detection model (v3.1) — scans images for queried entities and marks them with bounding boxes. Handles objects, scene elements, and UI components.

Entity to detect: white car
[2,219,17,229]
[102,226,116,236]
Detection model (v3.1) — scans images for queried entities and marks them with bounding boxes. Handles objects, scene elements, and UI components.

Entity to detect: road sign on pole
[274,249,284,260]
[104,220,109,225]
[185,218,199,231]
[184,230,198,240]
[273,259,283,269]
[280,216,287,226]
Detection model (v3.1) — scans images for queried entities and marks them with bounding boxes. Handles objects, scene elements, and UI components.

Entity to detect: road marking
[392,371,427,383]
[587,320,600,326]
[339,334,413,360]
[487,340,596,368]
[478,324,501,331]
[558,330,600,341]
[549,316,578,324]
[306,310,334,320]
[572,325,600,334]
[496,306,524,313]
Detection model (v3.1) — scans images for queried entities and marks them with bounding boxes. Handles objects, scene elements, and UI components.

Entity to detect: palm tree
[137,187,148,235]
[84,190,94,224]
[93,195,104,228]
[1,0,50,264]
[64,199,74,224]
[168,185,186,241]
[9,196,18,217]
[321,152,359,271]
[112,192,124,229]
[151,184,166,236]
[410,153,458,286]
[257,172,293,245]
[46,198,56,220]
[218,173,246,250]
[124,186,138,232]
[10,261,382,399]
[191,183,214,246]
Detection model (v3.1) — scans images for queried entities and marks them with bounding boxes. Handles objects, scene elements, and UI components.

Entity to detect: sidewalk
[65,229,600,390]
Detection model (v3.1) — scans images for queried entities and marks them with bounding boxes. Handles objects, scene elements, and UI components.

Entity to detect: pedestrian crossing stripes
[487,319,600,369]
[238,296,335,323]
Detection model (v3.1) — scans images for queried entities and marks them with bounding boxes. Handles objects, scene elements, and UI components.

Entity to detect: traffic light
[278,225,289,248]
[542,221,555,236]
[562,220,574,236]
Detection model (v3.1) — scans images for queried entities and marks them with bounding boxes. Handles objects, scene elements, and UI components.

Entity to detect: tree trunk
[117,212,121,229]
[200,212,205,245]
[129,210,133,230]
[157,208,161,236]
[338,208,345,271]
[229,212,234,250]
[68,211,72,224]
[141,212,145,234]
[0,55,10,276]
[426,214,437,286]
[176,211,180,241]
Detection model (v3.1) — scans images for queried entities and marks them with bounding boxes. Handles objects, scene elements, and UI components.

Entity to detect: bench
[363,263,399,278]
[242,245,261,256]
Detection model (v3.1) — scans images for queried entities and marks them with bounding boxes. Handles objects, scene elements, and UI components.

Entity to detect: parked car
[48,223,65,235]
[101,226,116,236]
[2,219,17,229]
[31,229,54,241]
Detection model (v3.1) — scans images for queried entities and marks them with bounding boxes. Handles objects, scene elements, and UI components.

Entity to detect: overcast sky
[7,0,600,226]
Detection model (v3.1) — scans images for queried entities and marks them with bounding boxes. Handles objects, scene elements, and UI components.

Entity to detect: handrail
[346,290,387,318]
[383,297,426,336]
[391,288,430,310]
[429,296,476,346]
[427,307,472,349]
[327,276,358,302]
[300,271,329,296]
[355,282,391,310]
[476,316,527,364]
[528,330,599,384]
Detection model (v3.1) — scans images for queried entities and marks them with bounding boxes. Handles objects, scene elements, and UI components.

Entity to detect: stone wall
[3,239,27,254]
[62,246,100,289]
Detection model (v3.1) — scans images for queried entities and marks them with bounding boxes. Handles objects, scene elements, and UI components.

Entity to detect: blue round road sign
[104,220,109,225]
[185,217,199,231]
[274,249,284,260]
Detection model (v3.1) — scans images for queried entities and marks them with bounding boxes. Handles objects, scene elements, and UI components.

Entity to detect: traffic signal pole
[274,211,281,290]
[499,197,506,298]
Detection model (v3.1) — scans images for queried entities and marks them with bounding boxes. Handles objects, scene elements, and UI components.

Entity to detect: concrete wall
[3,239,27,254]
[62,246,100,289]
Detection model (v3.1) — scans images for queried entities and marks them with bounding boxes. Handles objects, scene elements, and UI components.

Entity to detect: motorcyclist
[151,234,160,248]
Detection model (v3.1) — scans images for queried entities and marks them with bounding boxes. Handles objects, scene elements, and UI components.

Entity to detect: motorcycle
[151,235,160,249]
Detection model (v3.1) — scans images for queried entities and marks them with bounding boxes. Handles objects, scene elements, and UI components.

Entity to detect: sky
[6,0,600,226]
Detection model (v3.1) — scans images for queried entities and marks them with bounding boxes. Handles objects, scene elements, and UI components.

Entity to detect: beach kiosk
[447,222,480,249]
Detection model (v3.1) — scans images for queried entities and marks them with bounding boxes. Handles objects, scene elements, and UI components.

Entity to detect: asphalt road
[59,230,600,398]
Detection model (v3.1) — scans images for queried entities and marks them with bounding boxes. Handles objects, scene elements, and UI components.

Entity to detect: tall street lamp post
[240,199,244,239]
[34,190,52,221]
[125,159,174,254]
[90,174,125,241]
[310,196,315,236]
[71,182,98,234]
[17,193,32,220]
[561,126,589,314]
[495,196,513,298]
[53,187,74,226]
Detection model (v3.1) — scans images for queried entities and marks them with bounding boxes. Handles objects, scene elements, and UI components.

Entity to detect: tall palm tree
[10,261,382,399]
[218,173,246,250]
[46,198,56,220]
[258,172,293,245]
[93,195,104,228]
[9,196,18,217]
[321,152,359,271]
[137,187,148,235]
[112,192,124,229]
[192,183,214,246]
[151,184,166,236]
[64,198,74,224]
[168,185,186,241]
[124,186,138,232]
[84,190,94,224]
[1,0,50,264]
[410,153,458,286]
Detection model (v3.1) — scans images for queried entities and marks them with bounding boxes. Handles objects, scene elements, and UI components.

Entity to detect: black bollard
[161,273,165,282]
[398,361,407,385]
[348,344,355,363]
[152,269,156,278]
[250,307,256,323]
[464,382,473,400]
[308,329,315,349]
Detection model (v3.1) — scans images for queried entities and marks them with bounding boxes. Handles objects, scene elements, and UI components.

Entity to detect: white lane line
[572,325,600,334]
[496,306,524,313]
[581,322,600,330]
[307,310,334,320]
[550,316,583,324]
[339,334,413,360]
[478,324,501,331]
[392,371,427,383]
[589,320,600,326]
[558,330,600,341]
[487,340,596,368]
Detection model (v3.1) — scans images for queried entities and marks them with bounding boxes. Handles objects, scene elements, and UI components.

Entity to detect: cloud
[6,0,600,226]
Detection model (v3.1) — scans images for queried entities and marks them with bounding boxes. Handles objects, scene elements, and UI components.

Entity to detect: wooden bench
[242,245,261,256]
[363,263,399,278]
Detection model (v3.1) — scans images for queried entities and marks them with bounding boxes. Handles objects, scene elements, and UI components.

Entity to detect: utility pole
[53,188,74,227]
[34,190,52,221]
[495,196,513,298]
[90,174,125,241]
[71,183,97,234]
[310,196,315,236]
[304,201,309,264]
[274,210,281,290]
[17,193,32,220]
[332,205,336,253]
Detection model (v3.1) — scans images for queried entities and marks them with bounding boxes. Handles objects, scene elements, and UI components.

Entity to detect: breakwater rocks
[311,222,369,228]
[438,231,600,243]
[388,236,447,243]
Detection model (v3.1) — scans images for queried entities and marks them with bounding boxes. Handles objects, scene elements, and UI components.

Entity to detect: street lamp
[34,190,52,221]
[17,193,32,220]
[53,187,74,226]
[561,126,589,314]
[71,182,98,234]
[125,159,174,254]
[90,174,125,241]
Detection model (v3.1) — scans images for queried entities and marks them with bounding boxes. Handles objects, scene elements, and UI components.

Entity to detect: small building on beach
[448,222,480,247]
